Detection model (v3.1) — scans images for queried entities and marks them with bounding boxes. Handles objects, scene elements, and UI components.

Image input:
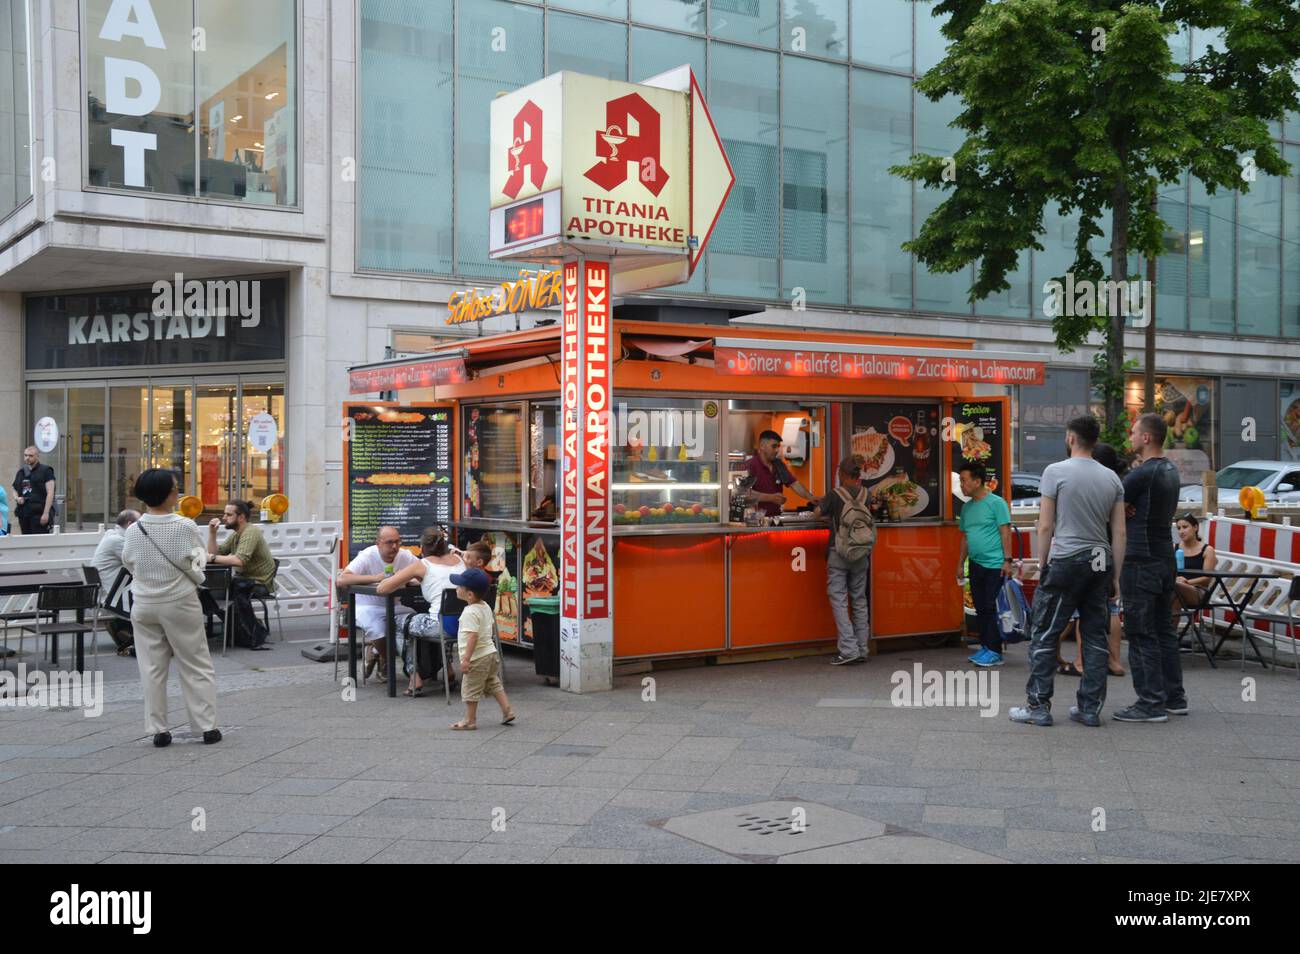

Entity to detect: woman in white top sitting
[120,468,221,747]
[377,527,465,696]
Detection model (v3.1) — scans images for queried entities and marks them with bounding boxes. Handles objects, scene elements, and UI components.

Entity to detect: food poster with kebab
[483,531,523,644]
[520,534,561,645]
[1124,375,1214,485]
[850,403,942,520]
[463,406,524,519]
[343,404,454,560]
[949,398,1008,519]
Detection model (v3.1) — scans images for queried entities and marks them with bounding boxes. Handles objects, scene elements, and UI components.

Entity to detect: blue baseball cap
[450,567,491,596]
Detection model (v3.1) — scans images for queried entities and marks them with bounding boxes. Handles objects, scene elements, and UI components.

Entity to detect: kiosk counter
[380,320,1036,661]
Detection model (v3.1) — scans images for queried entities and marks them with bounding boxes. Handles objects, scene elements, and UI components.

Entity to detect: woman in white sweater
[120,469,221,747]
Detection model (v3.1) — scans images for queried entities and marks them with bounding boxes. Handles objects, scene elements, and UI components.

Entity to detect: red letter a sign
[502,100,548,199]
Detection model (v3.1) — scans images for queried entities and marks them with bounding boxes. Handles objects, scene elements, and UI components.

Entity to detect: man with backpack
[818,455,876,666]
[957,462,1014,668]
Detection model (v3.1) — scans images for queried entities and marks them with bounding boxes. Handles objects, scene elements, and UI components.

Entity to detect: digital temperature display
[504,198,546,243]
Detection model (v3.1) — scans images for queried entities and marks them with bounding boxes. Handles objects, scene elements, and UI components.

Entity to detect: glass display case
[612,397,722,526]
[463,403,524,520]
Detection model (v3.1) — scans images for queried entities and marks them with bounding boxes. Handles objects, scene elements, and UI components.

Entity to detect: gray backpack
[833,486,876,561]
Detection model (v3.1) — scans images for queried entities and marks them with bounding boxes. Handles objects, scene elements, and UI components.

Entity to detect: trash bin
[527,596,560,683]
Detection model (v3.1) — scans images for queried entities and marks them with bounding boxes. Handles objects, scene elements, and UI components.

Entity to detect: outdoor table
[0,568,89,671]
[340,582,416,698]
[1181,568,1278,669]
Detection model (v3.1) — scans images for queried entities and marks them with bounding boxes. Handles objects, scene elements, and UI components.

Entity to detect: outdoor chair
[200,566,233,655]
[411,585,503,705]
[15,583,103,672]
[249,559,285,644]
[1243,576,1300,679]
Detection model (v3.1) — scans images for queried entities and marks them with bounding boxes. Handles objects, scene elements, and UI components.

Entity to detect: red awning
[349,357,468,394]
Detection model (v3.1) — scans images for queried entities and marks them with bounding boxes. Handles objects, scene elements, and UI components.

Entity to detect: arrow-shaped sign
[687,70,734,276]
[640,65,735,277]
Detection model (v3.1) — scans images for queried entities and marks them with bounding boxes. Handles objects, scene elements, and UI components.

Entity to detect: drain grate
[735,812,809,836]
[662,800,885,858]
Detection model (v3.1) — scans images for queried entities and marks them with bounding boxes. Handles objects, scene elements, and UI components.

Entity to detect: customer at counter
[744,430,817,517]
[818,454,875,666]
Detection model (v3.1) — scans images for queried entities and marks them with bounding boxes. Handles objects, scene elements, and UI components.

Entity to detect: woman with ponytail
[377,527,465,696]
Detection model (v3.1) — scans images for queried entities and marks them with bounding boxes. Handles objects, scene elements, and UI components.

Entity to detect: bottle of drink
[1175,549,1185,572]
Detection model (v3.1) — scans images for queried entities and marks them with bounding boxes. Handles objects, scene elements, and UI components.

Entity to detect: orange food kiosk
[394,320,1039,661]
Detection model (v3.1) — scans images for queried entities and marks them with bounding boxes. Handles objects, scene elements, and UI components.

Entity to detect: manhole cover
[662,800,886,858]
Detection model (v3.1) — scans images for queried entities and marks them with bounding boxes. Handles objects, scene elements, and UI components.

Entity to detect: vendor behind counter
[745,430,817,517]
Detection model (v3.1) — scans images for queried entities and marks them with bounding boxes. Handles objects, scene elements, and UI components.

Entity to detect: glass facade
[0,0,30,219]
[84,0,297,205]
[353,2,1300,342]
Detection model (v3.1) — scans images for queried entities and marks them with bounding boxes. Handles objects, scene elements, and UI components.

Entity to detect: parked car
[1177,460,1300,508]
[1011,472,1041,505]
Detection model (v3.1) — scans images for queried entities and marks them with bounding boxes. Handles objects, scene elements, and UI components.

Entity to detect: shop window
[613,398,722,526]
[726,401,828,516]
[84,0,298,206]
[528,402,560,523]
[463,404,524,520]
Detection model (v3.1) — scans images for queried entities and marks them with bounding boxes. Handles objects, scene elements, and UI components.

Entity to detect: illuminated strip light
[611,483,721,491]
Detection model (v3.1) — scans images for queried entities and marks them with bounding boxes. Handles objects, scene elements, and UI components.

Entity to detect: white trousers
[132,592,218,735]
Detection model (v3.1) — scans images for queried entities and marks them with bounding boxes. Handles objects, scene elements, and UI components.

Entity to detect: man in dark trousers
[205,501,276,648]
[1114,412,1185,723]
[12,446,55,534]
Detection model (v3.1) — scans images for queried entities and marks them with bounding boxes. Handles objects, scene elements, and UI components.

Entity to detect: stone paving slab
[3,637,1300,863]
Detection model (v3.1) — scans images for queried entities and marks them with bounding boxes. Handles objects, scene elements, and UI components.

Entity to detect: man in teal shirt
[957,461,1013,667]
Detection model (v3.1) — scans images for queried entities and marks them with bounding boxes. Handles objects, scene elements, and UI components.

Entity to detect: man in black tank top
[1115,413,1185,723]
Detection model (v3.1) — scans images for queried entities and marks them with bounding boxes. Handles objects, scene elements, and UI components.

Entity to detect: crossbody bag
[135,523,203,592]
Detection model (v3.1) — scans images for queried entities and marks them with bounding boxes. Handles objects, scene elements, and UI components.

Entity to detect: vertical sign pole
[560,255,614,692]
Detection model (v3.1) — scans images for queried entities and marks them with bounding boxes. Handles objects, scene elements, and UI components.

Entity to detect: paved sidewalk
[2,629,1299,864]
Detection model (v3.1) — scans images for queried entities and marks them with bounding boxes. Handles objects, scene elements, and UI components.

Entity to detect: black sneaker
[830,653,859,666]
[1112,706,1168,723]
[1068,706,1100,727]
[153,732,172,748]
[203,729,223,745]
[1165,700,1189,716]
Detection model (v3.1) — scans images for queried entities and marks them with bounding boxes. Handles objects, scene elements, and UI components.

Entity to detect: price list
[346,406,453,559]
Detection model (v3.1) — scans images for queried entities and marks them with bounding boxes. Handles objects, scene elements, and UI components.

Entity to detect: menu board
[850,403,942,520]
[464,405,524,519]
[951,399,1007,517]
[345,404,453,559]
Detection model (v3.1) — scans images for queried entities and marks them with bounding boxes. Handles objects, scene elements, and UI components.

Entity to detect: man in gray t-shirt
[1039,457,1124,561]
[1010,416,1127,728]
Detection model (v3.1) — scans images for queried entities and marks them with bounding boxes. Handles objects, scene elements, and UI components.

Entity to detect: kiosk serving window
[612,397,721,526]
[528,401,559,521]
[463,404,524,520]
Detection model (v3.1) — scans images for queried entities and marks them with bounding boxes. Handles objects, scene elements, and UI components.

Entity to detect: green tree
[893,0,1300,446]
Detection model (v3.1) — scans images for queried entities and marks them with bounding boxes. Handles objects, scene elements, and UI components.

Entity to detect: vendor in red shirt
[745,430,817,517]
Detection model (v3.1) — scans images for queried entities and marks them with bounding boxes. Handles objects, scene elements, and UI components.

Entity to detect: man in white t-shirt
[339,526,418,675]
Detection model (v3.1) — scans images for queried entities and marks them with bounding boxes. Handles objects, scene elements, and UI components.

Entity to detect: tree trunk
[1108,179,1130,439]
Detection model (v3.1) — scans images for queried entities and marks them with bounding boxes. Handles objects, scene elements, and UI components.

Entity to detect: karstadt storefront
[21,275,289,530]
